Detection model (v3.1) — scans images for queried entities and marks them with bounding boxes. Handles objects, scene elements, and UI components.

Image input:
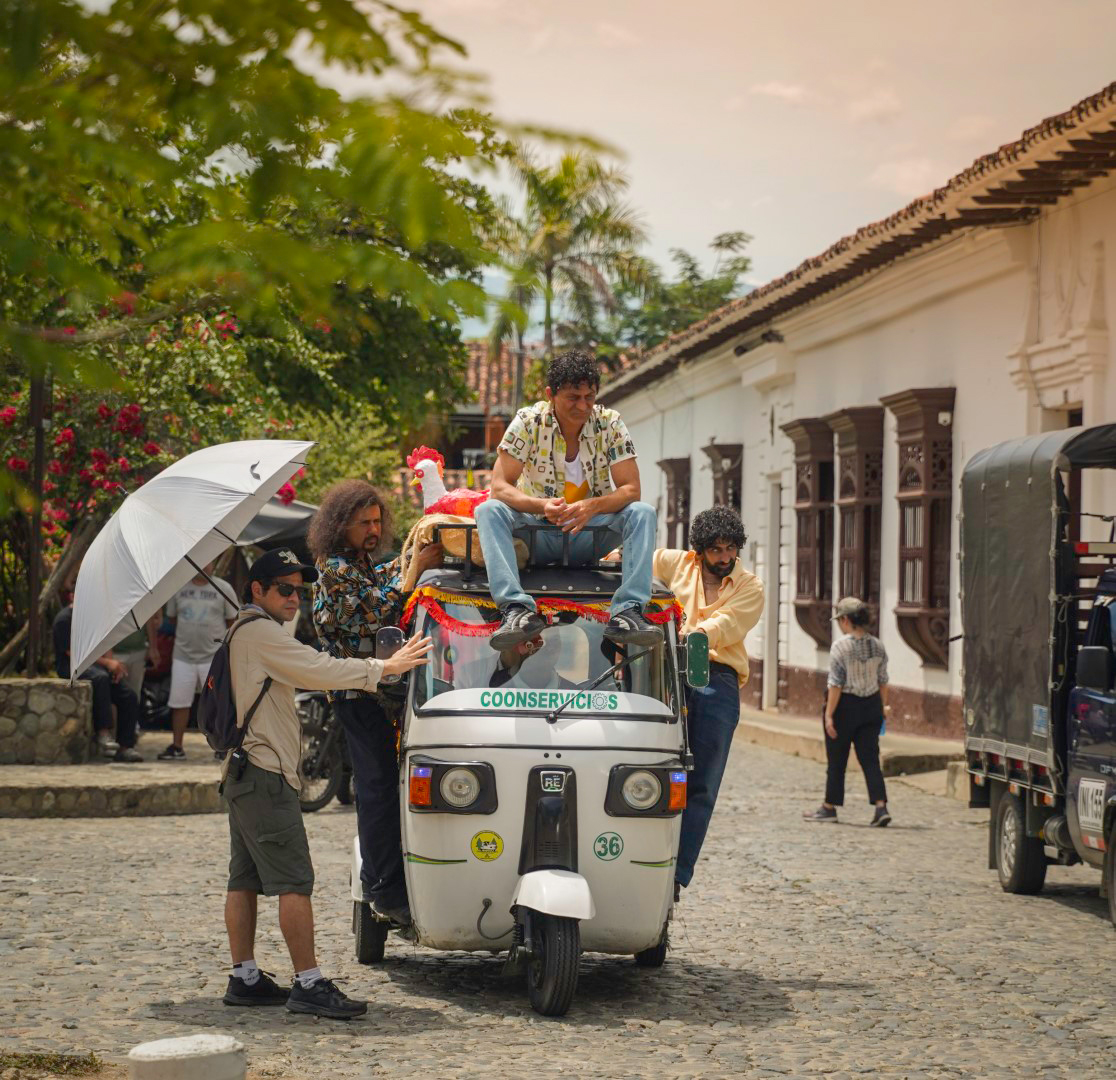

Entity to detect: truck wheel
[995,793,1047,894]
[1105,820,1116,929]
[526,914,580,1017]
[354,901,389,963]
[634,922,669,967]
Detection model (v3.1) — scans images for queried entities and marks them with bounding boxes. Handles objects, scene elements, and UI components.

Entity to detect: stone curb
[0,776,223,818]
[738,714,964,778]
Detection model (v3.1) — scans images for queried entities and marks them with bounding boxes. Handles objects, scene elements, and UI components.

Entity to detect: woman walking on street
[804,597,892,826]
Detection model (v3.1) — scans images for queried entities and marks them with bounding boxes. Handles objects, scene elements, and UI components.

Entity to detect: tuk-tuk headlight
[621,770,662,810]
[440,767,481,808]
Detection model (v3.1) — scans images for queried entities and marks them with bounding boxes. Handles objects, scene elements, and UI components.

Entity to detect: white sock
[295,966,322,989]
[232,959,260,986]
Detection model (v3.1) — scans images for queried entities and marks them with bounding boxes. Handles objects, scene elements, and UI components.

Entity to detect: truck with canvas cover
[961,423,1116,925]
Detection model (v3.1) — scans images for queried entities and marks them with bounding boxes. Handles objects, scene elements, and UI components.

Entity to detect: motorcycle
[296,690,354,813]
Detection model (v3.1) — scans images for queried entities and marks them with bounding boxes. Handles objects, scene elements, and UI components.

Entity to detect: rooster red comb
[406,445,446,472]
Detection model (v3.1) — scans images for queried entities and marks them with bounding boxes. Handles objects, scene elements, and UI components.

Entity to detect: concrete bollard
[128,1034,245,1080]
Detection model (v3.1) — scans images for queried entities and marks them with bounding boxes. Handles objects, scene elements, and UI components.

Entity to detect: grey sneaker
[286,977,367,1019]
[371,899,411,927]
[803,805,838,822]
[95,732,119,757]
[870,805,892,827]
[113,747,143,762]
[490,604,547,651]
[603,606,663,646]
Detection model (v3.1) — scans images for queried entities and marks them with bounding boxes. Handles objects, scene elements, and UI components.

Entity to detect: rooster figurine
[407,445,490,517]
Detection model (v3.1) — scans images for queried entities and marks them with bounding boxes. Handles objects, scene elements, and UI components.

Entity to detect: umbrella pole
[183,554,241,610]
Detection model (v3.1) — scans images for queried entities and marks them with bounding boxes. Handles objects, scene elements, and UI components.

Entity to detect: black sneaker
[113,747,144,763]
[371,899,411,927]
[490,604,547,651]
[223,970,289,1006]
[870,805,892,828]
[157,744,186,761]
[803,805,838,822]
[286,977,367,1019]
[603,607,663,646]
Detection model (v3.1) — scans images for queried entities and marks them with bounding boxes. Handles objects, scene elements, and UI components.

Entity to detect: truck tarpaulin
[960,424,1116,762]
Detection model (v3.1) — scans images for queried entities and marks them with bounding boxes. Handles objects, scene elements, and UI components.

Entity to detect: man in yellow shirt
[652,506,763,894]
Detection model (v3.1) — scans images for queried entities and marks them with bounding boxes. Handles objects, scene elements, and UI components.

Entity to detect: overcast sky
[408,0,1115,292]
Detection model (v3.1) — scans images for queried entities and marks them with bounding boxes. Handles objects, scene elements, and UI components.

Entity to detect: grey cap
[834,596,867,619]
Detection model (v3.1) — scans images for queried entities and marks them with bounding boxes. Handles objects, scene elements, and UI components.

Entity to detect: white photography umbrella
[70,439,314,680]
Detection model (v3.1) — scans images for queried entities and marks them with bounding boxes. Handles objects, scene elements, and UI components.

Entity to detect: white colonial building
[600,82,1116,737]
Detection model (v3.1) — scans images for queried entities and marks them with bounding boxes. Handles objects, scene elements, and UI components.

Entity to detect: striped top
[828,633,889,697]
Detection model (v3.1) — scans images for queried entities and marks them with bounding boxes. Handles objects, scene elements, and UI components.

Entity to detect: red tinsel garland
[400,588,682,638]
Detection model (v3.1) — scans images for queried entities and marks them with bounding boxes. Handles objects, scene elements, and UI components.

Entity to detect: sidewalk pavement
[0,731,221,818]
[737,706,968,803]
[0,708,968,820]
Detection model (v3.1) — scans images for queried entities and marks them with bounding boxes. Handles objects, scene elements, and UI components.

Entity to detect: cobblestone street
[2,739,1113,1079]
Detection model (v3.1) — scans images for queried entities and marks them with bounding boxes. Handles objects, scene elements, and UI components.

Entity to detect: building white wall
[611,174,1116,709]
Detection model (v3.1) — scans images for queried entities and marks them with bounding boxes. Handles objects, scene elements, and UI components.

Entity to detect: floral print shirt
[312,551,404,700]
[498,400,637,500]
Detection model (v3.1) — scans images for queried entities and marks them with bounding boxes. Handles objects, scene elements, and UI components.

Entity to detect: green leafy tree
[488,149,650,392]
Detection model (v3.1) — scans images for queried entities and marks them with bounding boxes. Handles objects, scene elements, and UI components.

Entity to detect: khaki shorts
[224,761,314,896]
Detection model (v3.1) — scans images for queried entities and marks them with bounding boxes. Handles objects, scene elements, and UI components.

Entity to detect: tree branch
[10,293,225,347]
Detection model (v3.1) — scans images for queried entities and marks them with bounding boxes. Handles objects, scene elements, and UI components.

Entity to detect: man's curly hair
[307,479,392,562]
[546,350,600,393]
[690,505,747,554]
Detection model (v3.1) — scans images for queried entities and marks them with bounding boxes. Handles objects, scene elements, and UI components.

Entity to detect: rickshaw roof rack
[416,565,675,601]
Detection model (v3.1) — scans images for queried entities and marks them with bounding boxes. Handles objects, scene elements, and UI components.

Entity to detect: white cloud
[749,81,808,103]
[868,157,942,199]
[595,21,641,47]
[847,87,903,123]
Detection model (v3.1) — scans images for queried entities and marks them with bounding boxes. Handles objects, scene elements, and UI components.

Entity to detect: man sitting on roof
[475,350,661,652]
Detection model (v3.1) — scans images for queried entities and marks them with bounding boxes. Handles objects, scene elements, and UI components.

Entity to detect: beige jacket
[227,607,385,791]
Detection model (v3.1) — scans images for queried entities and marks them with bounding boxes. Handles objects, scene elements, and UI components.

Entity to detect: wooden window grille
[826,407,884,632]
[780,418,834,648]
[657,458,691,549]
[701,441,743,514]
[880,387,956,668]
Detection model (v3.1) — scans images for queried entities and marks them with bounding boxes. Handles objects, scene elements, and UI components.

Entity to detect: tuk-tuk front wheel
[526,913,579,1017]
[634,922,669,967]
[353,901,389,964]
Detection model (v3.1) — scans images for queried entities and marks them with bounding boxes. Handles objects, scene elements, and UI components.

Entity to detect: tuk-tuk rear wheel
[526,913,579,1017]
[1105,819,1116,929]
[354,901,389,964]
[634,922,669,967]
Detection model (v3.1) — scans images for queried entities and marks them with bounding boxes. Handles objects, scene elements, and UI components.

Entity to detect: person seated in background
[52,598,143,762]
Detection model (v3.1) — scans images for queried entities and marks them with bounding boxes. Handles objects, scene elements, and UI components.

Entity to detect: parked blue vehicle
[962,424,1116,925]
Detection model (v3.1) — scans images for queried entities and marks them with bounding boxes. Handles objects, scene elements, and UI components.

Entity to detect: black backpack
[199,614,273,753]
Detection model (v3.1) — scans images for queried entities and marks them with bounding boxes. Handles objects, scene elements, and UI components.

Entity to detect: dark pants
[335,695,407,910]
[82,664,138,748]
[824,692,887,806]
[676,662,740,888]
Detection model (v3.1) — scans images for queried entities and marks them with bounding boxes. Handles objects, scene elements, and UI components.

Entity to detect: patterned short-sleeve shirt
[828,633,889,697]
[498,400,637,500]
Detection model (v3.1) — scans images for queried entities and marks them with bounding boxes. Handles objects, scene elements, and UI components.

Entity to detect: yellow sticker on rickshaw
[470,830,504,861]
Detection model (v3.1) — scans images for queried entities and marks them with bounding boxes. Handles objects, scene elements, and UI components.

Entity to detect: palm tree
[487,150,649,405]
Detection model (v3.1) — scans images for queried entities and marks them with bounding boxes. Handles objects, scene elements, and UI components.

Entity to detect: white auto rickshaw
[350,524,708,1016]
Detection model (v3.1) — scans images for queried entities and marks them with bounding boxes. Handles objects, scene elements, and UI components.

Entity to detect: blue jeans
[676,664,740,888]
[474,498,656,616]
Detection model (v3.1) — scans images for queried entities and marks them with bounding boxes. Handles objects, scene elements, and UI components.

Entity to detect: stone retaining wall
[0,678,93,765]
[0,778,222,817]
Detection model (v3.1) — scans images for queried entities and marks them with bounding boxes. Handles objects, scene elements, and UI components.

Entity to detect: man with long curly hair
[308,480,441,926]
[652,505,763,894]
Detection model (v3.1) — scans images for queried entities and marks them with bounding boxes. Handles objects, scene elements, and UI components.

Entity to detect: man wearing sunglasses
[220,547,432,1019]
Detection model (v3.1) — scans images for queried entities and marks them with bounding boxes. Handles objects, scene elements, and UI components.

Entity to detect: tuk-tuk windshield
[413,601,672,711]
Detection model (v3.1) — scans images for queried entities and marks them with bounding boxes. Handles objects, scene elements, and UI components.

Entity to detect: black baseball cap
[248,548,319,584]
